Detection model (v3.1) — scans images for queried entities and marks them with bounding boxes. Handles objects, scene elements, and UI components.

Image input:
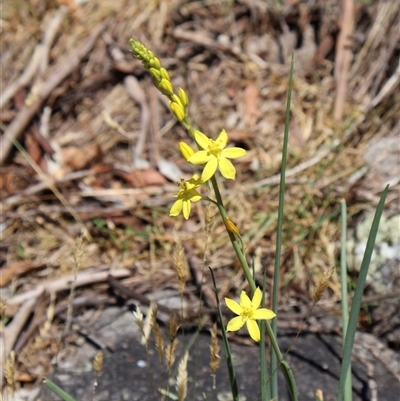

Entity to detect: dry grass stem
[176,351,189,401]
[205,197,218,237]
[150,304,165,362]
[313,266,336,305]
[172,231,189,295]
[66,234,85,331]
[0,297,6,321]
[209,323,221,389]
[315,388,324,401]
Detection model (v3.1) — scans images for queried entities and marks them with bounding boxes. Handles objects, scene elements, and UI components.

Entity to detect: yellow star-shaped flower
[188,129,246,182]
[225,287,276,342]
[169,174,203,219]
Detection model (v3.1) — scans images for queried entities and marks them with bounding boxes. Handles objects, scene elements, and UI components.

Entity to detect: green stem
[209,175,285,367]
[182,115,289,393]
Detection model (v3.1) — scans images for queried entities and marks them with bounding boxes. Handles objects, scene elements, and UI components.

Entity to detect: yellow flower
[188,129,246,182]
[225,287,276,342]
[170,174,203,219]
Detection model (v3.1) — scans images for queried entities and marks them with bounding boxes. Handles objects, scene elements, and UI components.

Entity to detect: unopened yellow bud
[225,217,240,235]
[170,101,186,121]
[178,142,195,160]
[158,79,174,96]
[149,67,161,82]
[149,57,161,69]
[178,87,189,107]
[160,68,171,81]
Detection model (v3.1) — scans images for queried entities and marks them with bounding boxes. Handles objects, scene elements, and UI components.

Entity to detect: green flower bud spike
[129,39,175,98]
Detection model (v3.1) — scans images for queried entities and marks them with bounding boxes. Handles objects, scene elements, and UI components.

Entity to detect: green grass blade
[280,360,297,401]
[209,267,239,401]
[260,273,271,401]
[43,378,78,401]
[271,52,296,399]
[340,200,352,401]
[337,184,389,401]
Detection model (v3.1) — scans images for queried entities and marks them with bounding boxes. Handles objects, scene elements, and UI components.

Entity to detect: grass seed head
[93,350,104,374]
[4,351,15,392]
[176,351,189,401]
[150,304,165,362]
[210,323,221,382]
[313,266,336,305]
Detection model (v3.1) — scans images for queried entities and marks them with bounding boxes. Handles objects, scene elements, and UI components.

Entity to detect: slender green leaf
[260,273,271,401]
[159,388,178,400]
[43,378,78,401]
[340,200,352,401]
[271,52,296,400]
[281,360,297,401]
[337,185,389,400]
[209,267,239,401]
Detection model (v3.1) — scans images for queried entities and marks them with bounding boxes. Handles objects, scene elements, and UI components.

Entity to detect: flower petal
[246,319,261,342]
[239,291,252,309]
[187,190,202,203]
[225,297,242,315]
[188,150,213,165]
[216,129,228,148]
[182,199,191,220]
[222,147,247,159]
[201,158,218,182]
[226,316,246,332]
[218,157,236,180]
[194,130,210,150]
[169,199,183,216]
[251,287,262,309]
[252,308,276,320]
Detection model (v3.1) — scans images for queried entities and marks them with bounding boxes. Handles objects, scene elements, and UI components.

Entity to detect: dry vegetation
[1,0,399,391]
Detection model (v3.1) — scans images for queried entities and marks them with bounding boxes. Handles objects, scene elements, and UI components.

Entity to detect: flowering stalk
[129,38,285,366]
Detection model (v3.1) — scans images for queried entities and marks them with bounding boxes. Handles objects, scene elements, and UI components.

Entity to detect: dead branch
[5,267,130,310]
[334,0,355,121]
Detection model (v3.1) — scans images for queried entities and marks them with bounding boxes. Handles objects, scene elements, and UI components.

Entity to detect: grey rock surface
[38,307,399,401]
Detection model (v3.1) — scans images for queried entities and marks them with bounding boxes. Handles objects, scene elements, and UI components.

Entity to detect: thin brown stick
[124,75,151,167]
[333,0,354,121]
[5,267,130,309]
[0,45,42,110]
[39,7,67,75]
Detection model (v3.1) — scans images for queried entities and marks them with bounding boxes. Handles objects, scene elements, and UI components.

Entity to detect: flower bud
[149,57,161,69]
[225,217,240,235]
[158,79,174,96]
[178,142,195,160]
[170,101,186,121]
[159,67,171,82]
[149,67,161,82]
[178,87,189,107]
